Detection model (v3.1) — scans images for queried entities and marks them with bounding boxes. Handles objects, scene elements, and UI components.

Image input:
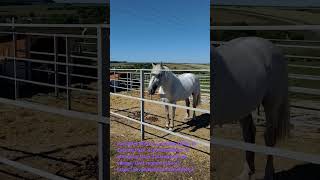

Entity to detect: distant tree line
[0,4,108,24]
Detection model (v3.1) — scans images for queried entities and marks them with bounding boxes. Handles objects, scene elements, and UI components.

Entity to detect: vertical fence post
[65,36,71,110]
[130,72,133,90]
[97,26,109,180]
[12,18,18,100]
[54,35,59,97]
[25,35,32,82]
[126,72,128,92]
[113,71,116,93]
[140,69,145,140]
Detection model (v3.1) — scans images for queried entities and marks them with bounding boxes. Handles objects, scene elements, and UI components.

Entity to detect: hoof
[235,173,255,180]
[263,174,274,180]
[235,163,255,180]
[168,127,173,131]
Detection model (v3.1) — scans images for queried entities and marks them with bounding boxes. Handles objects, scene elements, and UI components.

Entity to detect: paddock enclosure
[211,5,320,180]
[0,23,109,180]
[110,68,211,179]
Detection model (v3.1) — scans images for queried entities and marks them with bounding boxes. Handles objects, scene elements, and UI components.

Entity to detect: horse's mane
[162,65,178,78]
[162,65,170,71]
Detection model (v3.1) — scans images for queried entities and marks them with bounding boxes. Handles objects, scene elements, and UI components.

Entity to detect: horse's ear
[152,63,155,67]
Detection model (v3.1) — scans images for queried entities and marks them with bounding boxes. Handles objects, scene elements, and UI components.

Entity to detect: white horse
[147,63,201,131]
[212,37,290,180]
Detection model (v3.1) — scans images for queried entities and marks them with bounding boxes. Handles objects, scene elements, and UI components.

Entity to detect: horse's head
[147,62,167,95]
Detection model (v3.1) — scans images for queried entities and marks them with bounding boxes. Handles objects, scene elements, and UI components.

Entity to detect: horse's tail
[195,78,201,106]
[276,53,290,143]
[276,89,290,142]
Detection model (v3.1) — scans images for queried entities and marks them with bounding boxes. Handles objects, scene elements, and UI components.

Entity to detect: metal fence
[110,68,210,95]
[0,23,109,180]
[110,68,211,146]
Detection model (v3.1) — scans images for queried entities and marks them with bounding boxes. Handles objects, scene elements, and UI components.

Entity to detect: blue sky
[111,0,209,63]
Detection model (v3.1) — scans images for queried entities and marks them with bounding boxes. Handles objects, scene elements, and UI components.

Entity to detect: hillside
[0,0,54,5]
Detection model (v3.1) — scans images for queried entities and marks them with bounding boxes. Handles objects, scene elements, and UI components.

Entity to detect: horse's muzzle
[148,88,155,95]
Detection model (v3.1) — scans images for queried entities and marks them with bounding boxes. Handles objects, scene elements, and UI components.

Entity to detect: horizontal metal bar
[110,85,140,92]
[30,51,98,61]
[211,25,320,31]
[0,23,109,28]
[59,54,97,61]
[289,87,320,96]
[81,51,97,55]
[211,137,320,164]
[0,98,109,124]
[286,55,320,60]
[111,111,320,164]
[110,93,210,114]
[0,75,97,94]
[0,156,68,180]
[291,103,320,111]
[15,32,97,39]
[110,69,210,72]
[4,57,98,69]
[32,68,98,80]
[277,44,320,49]
[288,64,320,69]
[112,84,210,93]
[111,111,210,147]
[268,38,320,43]
[289,74,320,81]
[78,42,97,45]
[253,112,320,127]
[112,79,135,83]
[212,40,320,49]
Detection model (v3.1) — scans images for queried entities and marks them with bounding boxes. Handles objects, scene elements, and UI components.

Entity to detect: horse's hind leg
[263,99,278,180]
[185,98,190,119]
[237,114,256,180]
[192,93,197,119]
[264,122,276,180]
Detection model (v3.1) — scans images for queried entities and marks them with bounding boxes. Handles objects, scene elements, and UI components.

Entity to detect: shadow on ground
[274,163,320,180]
[185,113,210,132]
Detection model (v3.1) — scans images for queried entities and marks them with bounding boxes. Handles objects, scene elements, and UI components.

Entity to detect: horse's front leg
[165,105,170,128]
[185,98,190,119]
[169,102,176,131]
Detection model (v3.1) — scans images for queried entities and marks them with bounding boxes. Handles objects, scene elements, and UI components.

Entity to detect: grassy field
[111,62,209,70]
[211,6,320,25]
[0,4,108,24]
[211,5,320,103]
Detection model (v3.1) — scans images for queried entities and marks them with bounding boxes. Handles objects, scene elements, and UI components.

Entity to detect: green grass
[211,6,320,25]
[0,4,108,24]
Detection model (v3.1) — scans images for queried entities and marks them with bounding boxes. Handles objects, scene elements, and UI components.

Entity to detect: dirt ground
[212,100,320,180]
[0,89,210,180]
[0,87,319,180]
[110,90,210,180]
